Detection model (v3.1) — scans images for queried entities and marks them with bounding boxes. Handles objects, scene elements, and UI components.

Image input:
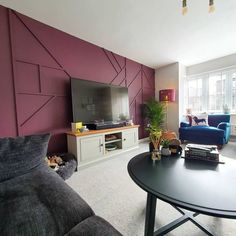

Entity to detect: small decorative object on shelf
[105,134,118,141]
[126,119,133,126]
[184,144,219,162]
[105,144,117,151]
[71,122,83,132]
[79,125,89,133]
[223,104,230,114]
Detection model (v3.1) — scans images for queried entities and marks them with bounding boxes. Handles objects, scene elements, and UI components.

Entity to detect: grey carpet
[66,141,236,236]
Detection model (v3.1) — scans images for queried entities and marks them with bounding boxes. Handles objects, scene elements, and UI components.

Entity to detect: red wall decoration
[0,6,155,153]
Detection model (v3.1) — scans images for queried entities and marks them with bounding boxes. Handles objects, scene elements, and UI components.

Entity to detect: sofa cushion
[191,114,208,126]
[186,115,193,126]
[0,165,95,236]
[65,215,122,236]
[182,126,224,137]
[208,114,230,127]
[0,133,50,181]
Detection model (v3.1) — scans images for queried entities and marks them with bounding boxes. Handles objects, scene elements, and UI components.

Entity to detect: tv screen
[71,78,130,124]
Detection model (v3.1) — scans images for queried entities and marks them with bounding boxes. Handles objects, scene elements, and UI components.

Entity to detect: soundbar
[85,122,124,130]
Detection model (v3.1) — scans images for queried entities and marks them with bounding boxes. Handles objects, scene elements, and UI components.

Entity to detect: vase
[149,142,154,152]
[149,142,160,153]
[151,149,161,161]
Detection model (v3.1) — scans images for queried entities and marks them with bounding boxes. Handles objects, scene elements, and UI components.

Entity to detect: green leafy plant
[144,98,165,149]
[161,139,170,148]
[145,98,165,132]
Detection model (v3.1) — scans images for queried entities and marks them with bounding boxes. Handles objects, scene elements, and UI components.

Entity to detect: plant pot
[161,147,171,156]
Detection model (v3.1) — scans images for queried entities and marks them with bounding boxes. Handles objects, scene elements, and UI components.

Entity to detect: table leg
[145,193,157,236]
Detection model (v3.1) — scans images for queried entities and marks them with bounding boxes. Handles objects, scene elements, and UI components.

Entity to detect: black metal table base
[145,193,216,236]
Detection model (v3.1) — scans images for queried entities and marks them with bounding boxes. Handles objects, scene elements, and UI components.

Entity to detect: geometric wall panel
[12,12,59,68]
[19,96,71,134]
[0,6,17,137]
[40,67,70,95]
[143,67,155,89]
[128,72,142,105]
[110,67,126,86]
[0,5,155,153]
[126,59,142,86]
[17,94,53,126]
[15,61,40,93]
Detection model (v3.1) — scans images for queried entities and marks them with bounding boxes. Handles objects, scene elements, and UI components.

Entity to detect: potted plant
[145,98,165,157]
[146,125,162,150]
[161,139,171,156]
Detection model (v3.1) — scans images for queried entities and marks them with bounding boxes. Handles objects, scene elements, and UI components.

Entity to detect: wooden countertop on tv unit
[67,125,140,137]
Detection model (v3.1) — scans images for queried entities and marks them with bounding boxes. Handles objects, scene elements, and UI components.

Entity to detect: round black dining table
[128,152,236,236]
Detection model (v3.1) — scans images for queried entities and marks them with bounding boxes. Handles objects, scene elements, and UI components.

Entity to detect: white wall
[187,53,236,76]
[155,62,186,134]
[179,63,186,120]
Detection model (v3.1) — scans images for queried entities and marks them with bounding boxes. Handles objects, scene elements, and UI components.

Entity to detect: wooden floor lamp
[159,89,176,131]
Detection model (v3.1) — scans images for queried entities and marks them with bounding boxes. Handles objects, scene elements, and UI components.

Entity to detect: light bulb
[209,4,215,13]
[209,0,215,13]
[182,0,188,15]
[182,6,188,15]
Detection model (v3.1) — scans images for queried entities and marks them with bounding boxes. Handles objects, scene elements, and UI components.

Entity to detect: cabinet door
[122,128,138,149]
[80,135,104,162]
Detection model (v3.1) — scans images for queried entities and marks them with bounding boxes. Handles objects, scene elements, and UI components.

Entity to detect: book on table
[184,144,219,162]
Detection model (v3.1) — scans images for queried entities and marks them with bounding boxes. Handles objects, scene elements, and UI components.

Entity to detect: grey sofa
[0,134,122,236]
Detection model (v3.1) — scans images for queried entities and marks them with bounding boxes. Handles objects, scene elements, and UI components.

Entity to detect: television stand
[67,125,139,169]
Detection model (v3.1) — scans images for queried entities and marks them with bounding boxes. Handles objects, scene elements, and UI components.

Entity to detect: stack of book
[185,144,219,162]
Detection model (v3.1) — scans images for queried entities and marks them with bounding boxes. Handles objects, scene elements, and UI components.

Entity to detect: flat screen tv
[71,78,130,125]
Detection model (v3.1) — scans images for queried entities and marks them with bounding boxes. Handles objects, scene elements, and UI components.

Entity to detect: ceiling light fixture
[182,0,215,15]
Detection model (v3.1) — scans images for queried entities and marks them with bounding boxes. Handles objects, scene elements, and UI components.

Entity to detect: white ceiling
[1,0,236,69]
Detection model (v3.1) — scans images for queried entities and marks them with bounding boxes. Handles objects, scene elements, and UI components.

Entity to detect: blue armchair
[179,114,231,146]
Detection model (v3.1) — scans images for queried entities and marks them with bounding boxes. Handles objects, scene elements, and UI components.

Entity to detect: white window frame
[185,66,236,114]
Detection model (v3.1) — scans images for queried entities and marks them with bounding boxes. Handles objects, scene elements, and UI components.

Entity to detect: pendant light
[182,0,215,15]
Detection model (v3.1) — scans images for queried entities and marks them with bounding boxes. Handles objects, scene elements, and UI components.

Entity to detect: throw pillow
[191,114,208,126]
[0,133,50,181]
[186,115,193,126]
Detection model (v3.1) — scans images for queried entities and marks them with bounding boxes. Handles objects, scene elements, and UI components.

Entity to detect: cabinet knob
[123,138,126,141]
[100,144,103,147]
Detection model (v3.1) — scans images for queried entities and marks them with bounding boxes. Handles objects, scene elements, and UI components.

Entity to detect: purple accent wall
[0,6,155,153]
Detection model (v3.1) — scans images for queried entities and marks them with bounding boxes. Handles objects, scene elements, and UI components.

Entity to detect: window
[208,73,226,112]
[186,77,203,113]
[231,72,236,111]
[185,68,236,113]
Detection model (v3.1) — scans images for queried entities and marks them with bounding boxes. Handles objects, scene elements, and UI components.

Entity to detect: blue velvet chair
[179,114,231,146]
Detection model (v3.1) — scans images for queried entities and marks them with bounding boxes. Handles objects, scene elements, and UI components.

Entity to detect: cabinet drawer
[122,129,138,149]
[80,135,104,162]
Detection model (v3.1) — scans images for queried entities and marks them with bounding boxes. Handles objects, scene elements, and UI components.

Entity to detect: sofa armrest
[180,122,191,128]
[217,122,231,143]
[217,122,230,130]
